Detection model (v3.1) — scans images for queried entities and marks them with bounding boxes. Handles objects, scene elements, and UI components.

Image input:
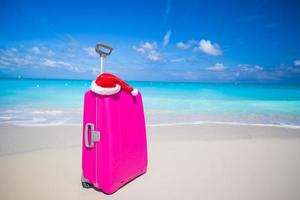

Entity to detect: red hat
[91,73,138,96]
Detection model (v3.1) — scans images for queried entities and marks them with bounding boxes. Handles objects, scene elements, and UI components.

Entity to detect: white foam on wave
[30,110,64,115]
[8,120,300,129]
[147,120,300,129]
[0,116,12,120]
[2,109,64,115]
[0,117,48,125]
[1,108,299,129]
[18,122,81,127]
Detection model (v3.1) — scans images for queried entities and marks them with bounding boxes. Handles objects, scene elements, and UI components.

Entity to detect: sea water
[1,79,300,126]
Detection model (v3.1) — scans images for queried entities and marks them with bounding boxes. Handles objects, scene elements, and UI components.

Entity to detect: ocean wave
[3,109,65,115]
[6,120,300,129]
[30,110,64,115]
[0,108,80,125]
[1,108,300,129]
[147,121,300,129]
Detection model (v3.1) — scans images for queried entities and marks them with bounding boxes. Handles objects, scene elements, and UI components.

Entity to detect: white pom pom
[90,81,121,95]
[131,88,138,96]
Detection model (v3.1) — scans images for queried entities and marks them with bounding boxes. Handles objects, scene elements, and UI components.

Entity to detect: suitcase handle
[84,123,100,148]
[95,43,113,57]
[95,43,113,74]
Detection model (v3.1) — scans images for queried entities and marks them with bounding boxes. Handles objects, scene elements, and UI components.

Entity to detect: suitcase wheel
[81,181,92,189]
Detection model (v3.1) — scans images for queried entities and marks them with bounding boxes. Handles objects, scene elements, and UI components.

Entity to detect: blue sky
[0,0,300,83]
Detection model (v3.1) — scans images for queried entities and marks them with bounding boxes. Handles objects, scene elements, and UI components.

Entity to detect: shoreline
[3,120,300,129]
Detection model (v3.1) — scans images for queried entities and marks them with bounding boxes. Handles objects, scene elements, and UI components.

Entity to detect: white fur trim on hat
[91,81,121,95]
[131,88,138,96]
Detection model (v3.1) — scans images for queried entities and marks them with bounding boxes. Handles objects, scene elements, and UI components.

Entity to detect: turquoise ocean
[1,79,300,127]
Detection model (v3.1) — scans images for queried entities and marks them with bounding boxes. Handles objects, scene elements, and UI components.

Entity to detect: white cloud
[0,46,55,68]
[31,46,41,54]
[141,42,157,50]
[0,59,10,66]
[0,45,82,74]
[176,42,191,49]
[31,46,54,57]
[133,42,157,53]
[170,58,185,63]
[42,59,72,68]
[1,48,18,57]
[83,47,98,57]
[163,30,172,46]
[132,46,145,54]
[237,64,264,73]
[176,40,198,50]
[42,59,57,67]
[147,50,161,61]
[0,48,33,66]
[15,57,31,65]
[208,63,226,71]
[10,48,17,52]
[294,60,300,66]
[133,42,161,61]
[196,40,222,56]
[57,61,71,67]
[254,65,263,70]
[177,39,221,56]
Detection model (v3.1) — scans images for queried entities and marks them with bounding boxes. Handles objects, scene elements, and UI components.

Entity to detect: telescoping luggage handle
[84,123,100,148]
[95,43,113,74]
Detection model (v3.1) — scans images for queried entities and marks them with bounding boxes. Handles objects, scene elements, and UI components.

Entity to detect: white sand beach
[1,123,300,200]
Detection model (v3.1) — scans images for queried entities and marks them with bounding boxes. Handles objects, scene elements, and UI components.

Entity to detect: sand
[0,123,300,200]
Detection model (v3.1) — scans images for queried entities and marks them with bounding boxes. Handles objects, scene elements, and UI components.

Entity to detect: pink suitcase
[81,43,148,194]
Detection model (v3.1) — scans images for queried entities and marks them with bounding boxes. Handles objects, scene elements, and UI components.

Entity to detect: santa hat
[91,73,138,96]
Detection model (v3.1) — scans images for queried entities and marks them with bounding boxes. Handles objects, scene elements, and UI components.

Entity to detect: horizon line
[1,77,300,85]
